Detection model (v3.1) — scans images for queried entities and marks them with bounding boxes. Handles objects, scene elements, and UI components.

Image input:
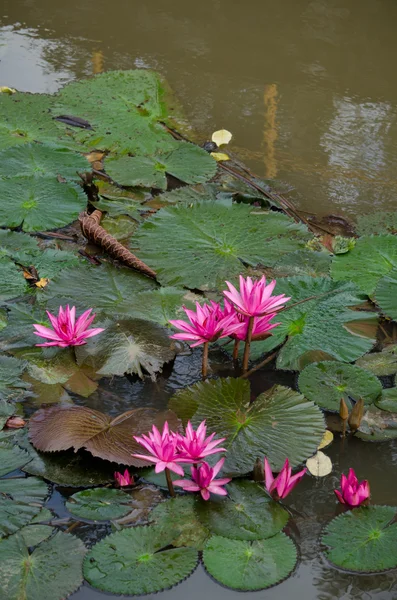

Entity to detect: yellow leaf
[35,278,49,289]
[211,129,232,146]
[306,451,332,477]
[210,152,230,162]
[0,86,16,95]
[318,430,334,450]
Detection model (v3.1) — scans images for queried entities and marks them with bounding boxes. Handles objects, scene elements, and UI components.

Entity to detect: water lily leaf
[106,142,217,190]
[318,430,334,450]
[0,477,48,538]
[0,399,15,428]
[356,406,397,441]
[75,319,175,379]
[134,203,311,290]
[150,496,210,549]
[54,70,178,155]
[331,235,397,295]
[0,440,31,476]
[92,195,143,218]
[127,287,199,326]
[0,500,40,539]
[84,526,198,595]
[249,277,378,371]
[273,249,332,277]
[29,405,179,466]
[0,144,89,180]
[0,230,40,261]
[0,530,86,599]
[169,378,325,474]
[322,506,397,573]
[212,129,232,146]
[356,212,397,236]
[0,177,87,232]
[101,214,139,242]
[42,262,156,317]
[298,361,382,411]
[211,152,230,161]
[376,266,397,321]
[0,477,49,503]
[66,488,134,521]
[0,260,30,301]
[203,533,297,591]
[375,388,397,412]
[306,451,332,477]
[356,346,397,376]
[0,356,29,400]
[195,479,289,540]
[17,524,54,547]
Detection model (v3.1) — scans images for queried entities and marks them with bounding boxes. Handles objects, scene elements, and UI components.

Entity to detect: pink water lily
[169,301,241,347]
[224,275,290,317]
[114,469,134,487]
[174,458,231,500]
[176,420,226,462]
[264,457,306,500]
[335,468,370,507]
[132,422,191,476]
[33,305,104,347]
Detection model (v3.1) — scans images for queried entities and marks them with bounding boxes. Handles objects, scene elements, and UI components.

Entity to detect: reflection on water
[1,0,397,215]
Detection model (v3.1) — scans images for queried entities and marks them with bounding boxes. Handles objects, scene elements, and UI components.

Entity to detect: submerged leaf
[66,488,134,521]
[150,496,210,549]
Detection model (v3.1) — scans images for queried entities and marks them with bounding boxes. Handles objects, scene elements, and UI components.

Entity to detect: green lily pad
[203,533,297,591]
[0,355,30,400]
[127,287,199,326]
[0,260,29,302]
[75,319,175,379]
[0,442,31,477]
[0,144,89,180]
[17,524,54,547]
[101,214,139,242]
[106,143,216,190]
[376,266,397,321]
[298,361,382,411]
[84,526,198,595]
[0,477,48,503]
[375,388,397,412]
[0,477,48,538]
[0,177,87,232]
[273,249,332,277]
[0,303,60,352]
[134,203,311,290]
[0,399,15,428]
[195,479,289,540]
[322,506,397,573]
[241,276,378,371]
[356,345,397,376]
[150,496,210,550]
[0,530,86,599]
[0,230,40,261]
[331,235,397,295]
[66,488,133,521]
[356,212,397,236]
[0,499,40,539]
[169,378,325,474]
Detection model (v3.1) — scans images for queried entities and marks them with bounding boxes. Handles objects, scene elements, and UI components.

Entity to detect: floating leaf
[0,261,30,302]
[195,479,288,540]
[306,451,332,477]
[150,496,210,549]
[0,144,89,180]
[356,345,397,376]
[0,531,86,599]
[66,488,134,521]
[0,177,87,232]
[211,152,230,161]
[0,229,40,261]
[169,378,325,474]
[376,266,397,320]
[0,499,40,539]
[298,361,382,411]
[134,203,311,290]
[0,477,48,538]
[75,319,175,379]
[203,533,297,591]
[106,143,217,190]
[84,526,198,595]
[0,441,31,476]
[331,235,397,295]
[357,406,397,441]
[17,524,54,547]
[101,214,139,242]
[0,399,15,429]
[0,477,48,504]
[322,506,397,573]
[29,405,179,466]
[318,430,334,450]
[273,249,332,277]
[212,129,232,146]
[356,212,397,236]
[375,388,397,413]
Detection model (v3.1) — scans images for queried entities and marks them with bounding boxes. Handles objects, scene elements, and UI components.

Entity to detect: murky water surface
[1,1,397,598]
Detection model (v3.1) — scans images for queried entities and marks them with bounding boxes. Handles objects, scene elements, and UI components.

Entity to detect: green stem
[202,341,209,379]
[242,316,254,373]
[165,468,176,497]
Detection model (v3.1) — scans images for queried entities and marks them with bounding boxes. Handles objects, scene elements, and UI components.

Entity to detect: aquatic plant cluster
[1,69,397,599]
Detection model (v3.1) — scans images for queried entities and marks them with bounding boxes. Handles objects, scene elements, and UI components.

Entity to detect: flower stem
[232,339,240,362]
[202,341,209,379]
[242,316,254,373]
[165,468,176,497]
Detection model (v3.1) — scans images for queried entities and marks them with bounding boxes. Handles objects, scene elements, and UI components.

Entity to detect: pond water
[1,1,397,599]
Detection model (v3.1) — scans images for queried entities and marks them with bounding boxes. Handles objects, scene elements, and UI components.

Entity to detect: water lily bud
[5,416,26,429]
[348,399,364,432]
[339,398,349,421]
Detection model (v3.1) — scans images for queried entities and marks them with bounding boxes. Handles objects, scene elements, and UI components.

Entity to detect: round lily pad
[84,526,198,595]
[375,388,397,413]
[196,479,289,541]
[376,266,397,321]
[322,506,397,573]
[0,442,31,476]
[203,533,297,591]
[66,488,133,521]
[0,530,86,600]
[298,361,382,411]
[356,346,397,376]
[150,496,209,550]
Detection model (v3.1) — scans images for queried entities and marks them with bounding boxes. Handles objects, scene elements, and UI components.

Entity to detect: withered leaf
[29,405,180,466]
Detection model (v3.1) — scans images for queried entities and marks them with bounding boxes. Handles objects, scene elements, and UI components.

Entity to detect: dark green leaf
[66,488,134,521]
[0,144,89,180]
[150,496,210,549]
[376,266,397,321]
[356,345,397,376]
